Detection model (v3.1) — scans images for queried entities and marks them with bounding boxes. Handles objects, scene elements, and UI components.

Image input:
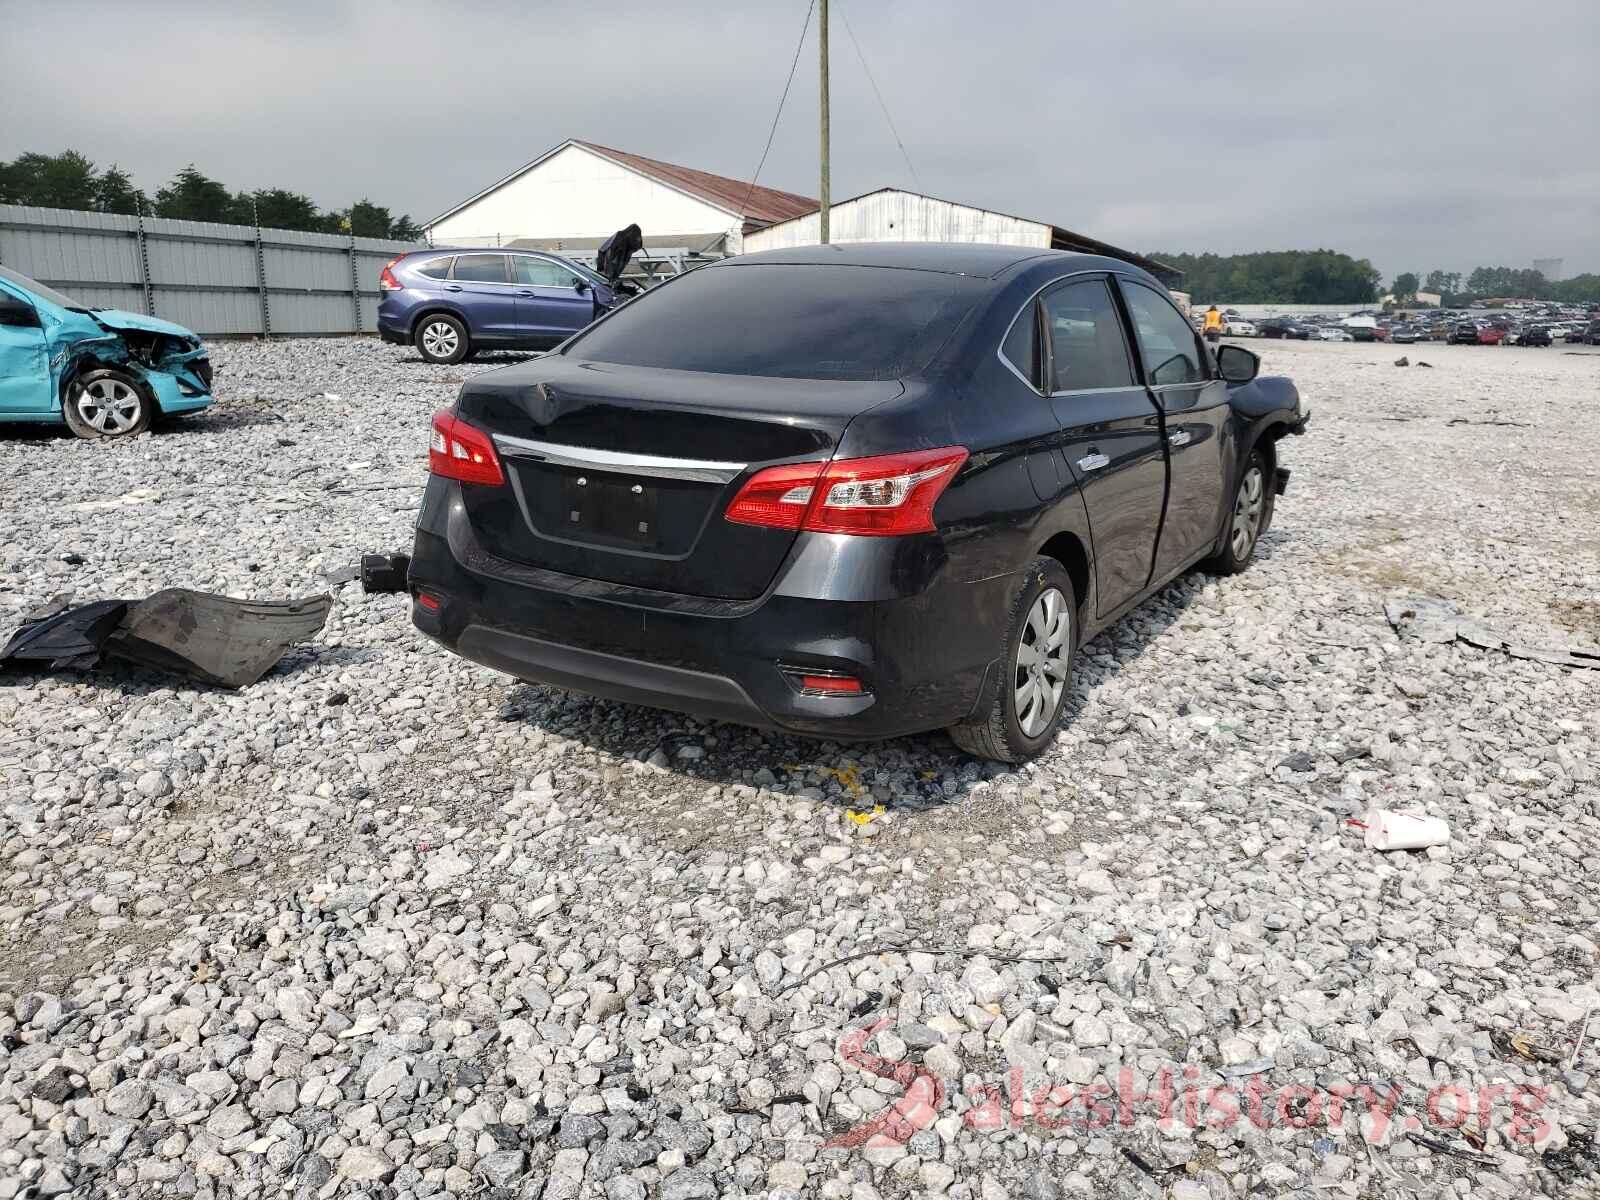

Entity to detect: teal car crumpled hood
[90,309,201,341]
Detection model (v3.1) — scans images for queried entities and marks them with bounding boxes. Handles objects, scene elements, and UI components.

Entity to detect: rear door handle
[444,284,462,292]
[1077,452,1110,472]
[1168,429,1192,447]
[517,289,534,296]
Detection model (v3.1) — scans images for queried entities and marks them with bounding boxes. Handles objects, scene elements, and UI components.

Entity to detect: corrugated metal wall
[744,190,1053,253]
[0,205,423,337]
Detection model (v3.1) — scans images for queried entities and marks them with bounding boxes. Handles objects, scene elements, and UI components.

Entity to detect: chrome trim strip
[492,434,746,483]
[1048,385,1142,398]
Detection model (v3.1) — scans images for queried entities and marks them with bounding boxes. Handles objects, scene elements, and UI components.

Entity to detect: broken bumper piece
[1,589,331,688]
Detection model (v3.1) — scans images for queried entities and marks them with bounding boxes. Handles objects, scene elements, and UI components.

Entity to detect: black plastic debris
[2,589,331,688]
[106,589,331,687]
[360,553,411,594]
[1,600,133,671]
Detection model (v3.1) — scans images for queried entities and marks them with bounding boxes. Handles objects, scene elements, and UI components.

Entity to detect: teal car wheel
[64,368,152,440]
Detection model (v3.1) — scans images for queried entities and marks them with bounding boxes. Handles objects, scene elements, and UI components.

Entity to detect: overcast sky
[4,0,1596,280]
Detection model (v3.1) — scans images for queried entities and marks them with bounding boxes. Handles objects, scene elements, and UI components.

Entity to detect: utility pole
[819,0,830,244]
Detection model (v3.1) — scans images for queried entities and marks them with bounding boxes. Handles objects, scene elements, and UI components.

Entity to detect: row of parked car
[1198,306,1600,347]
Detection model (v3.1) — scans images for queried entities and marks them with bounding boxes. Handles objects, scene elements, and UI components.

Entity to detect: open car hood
[91,309,199,341]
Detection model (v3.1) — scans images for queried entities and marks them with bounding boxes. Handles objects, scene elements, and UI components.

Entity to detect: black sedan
[409,244,1309,761]
[1259,317,1313,340]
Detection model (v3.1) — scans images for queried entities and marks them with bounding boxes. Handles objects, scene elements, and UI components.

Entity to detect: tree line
[0,149,423,241]
[1143,250,1383,304]
[1387,267,1599,306]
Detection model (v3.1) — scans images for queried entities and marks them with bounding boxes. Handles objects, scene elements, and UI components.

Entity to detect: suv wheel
[416,314,469,365]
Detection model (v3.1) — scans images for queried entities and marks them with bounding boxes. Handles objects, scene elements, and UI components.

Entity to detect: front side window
[514,256,580,288]
[1119,280,1204,385]
[451,254,509,283]
[1041,278,1135,391]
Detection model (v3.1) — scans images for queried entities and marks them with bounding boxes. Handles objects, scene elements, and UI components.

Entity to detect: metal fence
[0,204,423,337]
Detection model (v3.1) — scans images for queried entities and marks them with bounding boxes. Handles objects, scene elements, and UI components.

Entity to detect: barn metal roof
[574,142,817,226]
[424,139,817,231]
[753,187,1183,286]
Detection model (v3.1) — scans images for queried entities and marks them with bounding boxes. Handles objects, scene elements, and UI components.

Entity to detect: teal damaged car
[0,265,212,439]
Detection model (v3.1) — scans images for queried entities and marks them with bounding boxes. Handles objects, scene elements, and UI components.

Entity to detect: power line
[738,0,818,221]
[839,2,921,192]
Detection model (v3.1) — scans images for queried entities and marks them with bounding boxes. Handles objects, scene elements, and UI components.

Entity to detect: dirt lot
[2,337,1598,1199]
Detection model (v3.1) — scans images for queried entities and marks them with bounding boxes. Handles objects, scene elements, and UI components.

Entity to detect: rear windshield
[563,263,983,381]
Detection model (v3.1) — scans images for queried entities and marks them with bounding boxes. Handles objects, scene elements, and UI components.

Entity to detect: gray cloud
[3,0,1595,278]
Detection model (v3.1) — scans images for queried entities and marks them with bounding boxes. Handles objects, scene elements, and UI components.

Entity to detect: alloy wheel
[1231,465,1265,559]
[1014,586,1070,738]
[76,378,142,435]
[421,321,460,359]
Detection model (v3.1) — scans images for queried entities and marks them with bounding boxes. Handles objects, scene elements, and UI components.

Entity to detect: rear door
[1117,278,1231,580]
[447,254,518,339]
[511,255,596,342]
[1040,275,1169,617]
[0,288,51,415]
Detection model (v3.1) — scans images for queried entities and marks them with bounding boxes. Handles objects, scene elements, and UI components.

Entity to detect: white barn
[423,139,816,261]
[743,187,1182,289]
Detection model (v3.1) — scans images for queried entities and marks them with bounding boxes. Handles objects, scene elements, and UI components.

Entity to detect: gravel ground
[2,336,1598,1200]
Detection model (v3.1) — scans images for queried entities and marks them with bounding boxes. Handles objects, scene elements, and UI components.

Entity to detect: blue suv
[378,249,619,364]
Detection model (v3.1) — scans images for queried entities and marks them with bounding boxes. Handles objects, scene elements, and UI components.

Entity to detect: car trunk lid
[453,359,902,600]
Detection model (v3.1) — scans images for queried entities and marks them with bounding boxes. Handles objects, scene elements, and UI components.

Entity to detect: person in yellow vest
[1202,305,1224,343]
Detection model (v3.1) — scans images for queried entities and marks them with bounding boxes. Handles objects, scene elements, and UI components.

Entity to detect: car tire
[1204,446,1275,575]
[63,368,152,440]
[949,557,1077,763]
[415,314,470,365]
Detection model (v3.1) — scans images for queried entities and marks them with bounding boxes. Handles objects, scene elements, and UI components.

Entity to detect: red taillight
[416,591,442,611]
[379,257,403,292]
[722,460,825,530]
[429,409,505,486]
[725,446,967,537]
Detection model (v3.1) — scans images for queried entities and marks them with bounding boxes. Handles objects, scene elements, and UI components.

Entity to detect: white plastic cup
[1364,809,1450,851]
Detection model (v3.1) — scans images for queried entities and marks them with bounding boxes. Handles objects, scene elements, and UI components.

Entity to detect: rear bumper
[407,480,1009,739]
[377,310,409,344]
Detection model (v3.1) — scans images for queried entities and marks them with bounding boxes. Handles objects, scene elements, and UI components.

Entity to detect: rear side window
[1119,280,1204,385]
[1041,278,1134,391]
[415,257,453,279]
[451,254,508,283]
[564,263,983,381]
[1000,302,1041,389]
[514,256,579,287]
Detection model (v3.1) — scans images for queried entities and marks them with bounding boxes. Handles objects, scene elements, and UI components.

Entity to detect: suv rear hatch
[454,359,901,600]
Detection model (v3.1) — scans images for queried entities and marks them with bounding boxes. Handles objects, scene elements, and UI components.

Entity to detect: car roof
[404,247,566,259]
[724,241,1068,279]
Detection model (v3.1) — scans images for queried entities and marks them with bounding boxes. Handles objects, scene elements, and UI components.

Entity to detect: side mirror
[0,298,42,329]
[1216,343,1259,384]
[573,278,589,294]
